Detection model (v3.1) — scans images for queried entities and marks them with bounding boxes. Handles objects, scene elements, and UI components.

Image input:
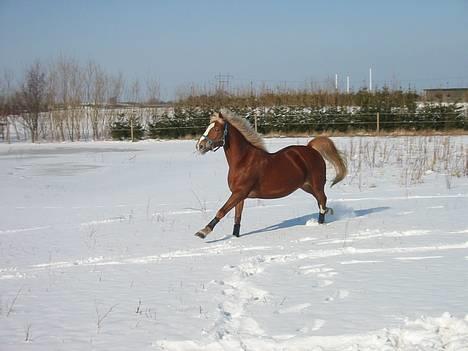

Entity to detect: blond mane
[210,110,266,151]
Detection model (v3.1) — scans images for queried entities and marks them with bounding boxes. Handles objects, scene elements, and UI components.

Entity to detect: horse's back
[271,144,325,169]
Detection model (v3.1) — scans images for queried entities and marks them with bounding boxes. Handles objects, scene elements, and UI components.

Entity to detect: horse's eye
[214,128,220,132]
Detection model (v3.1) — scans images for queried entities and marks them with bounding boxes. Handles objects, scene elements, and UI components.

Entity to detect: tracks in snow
[1,231,468,279]
[155,237,468,350]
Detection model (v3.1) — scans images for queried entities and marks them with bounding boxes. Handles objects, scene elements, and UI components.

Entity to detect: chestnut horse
[195,110,347,239]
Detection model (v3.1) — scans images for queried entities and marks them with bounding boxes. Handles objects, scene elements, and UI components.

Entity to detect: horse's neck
[224,124,255,168]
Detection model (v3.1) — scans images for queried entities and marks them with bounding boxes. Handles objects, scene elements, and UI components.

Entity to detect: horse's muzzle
[196,139,209,154]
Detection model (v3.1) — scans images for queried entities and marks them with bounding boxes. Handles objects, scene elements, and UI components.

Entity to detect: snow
[0,136,467,350]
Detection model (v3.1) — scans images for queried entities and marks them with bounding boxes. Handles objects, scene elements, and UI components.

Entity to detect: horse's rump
[249,145,325,199]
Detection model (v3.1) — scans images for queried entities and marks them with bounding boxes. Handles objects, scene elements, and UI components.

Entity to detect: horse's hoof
[318,213,325,224]
[195,231,206,239]
[233,224,240,237]
[195,227,211,239]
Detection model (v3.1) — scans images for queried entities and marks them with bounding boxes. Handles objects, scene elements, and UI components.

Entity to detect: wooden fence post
[6,117,10,144]
[465,106,468,131]
[376,112,380,134]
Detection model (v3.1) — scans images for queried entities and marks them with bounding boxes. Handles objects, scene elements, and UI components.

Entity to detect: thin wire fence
[112,112,467,141]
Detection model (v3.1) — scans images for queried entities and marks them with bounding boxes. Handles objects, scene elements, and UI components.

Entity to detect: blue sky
[1,0,467,99]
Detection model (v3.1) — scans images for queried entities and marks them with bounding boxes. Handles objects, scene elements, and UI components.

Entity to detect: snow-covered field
[1,136,467,350]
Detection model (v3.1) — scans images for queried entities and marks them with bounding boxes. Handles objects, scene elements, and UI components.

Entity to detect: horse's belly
[248,169,304,199]
[248,188,296,199]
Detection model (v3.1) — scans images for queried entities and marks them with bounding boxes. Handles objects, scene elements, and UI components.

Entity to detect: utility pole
[215,73,233,94]
[369,67,373,92]
[335,73,338,91]
[346,76,350,94]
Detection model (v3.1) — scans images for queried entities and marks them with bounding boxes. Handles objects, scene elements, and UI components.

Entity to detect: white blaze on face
[198,123,215,146]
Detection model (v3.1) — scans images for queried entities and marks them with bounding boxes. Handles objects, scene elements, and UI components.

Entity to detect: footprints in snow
[298,319,326,333]
[212,258,348,338]
[212,256,347,340]
[298,264,349,301]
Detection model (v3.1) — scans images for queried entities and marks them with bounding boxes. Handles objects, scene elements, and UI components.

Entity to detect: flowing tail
[308,136,347,187]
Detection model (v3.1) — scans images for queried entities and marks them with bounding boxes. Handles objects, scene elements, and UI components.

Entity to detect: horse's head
[196,112,227,154]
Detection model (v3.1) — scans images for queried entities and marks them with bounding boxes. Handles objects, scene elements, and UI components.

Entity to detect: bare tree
[0,70,16,142]
[84,61,106,140]
[68,61,84,140]
[57,56,84,141]
[146,76,160,105]
[20,61,47,142]
[46,62,60,141]
[130,78,140,105]
[51,57,70,141]
[109,71,124,105]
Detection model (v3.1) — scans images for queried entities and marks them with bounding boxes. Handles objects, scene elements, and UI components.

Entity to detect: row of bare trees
[0,56,161,142]
[1,56,465,143]
[174,82,421,110]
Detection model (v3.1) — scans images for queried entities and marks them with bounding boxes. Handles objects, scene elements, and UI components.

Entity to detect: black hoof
[233,223,240,237]
[318,213,325,224]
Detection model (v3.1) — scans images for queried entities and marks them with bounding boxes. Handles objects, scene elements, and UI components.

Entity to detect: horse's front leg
[195,192,246,239]
[233,200,244,237]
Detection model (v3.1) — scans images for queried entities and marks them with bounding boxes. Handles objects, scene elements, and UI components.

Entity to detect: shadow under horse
[240,206,391,238]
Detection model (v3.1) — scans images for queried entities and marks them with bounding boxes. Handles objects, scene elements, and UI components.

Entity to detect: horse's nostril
[196,141,206,153]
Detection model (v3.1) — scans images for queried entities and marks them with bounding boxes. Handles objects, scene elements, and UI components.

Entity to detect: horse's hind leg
[302,182,330,224]
[233,200,244,237]
[316,191,330,224]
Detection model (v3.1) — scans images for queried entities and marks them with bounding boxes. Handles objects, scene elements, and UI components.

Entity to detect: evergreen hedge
[110,113,145,141]
[110,102,465,141]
